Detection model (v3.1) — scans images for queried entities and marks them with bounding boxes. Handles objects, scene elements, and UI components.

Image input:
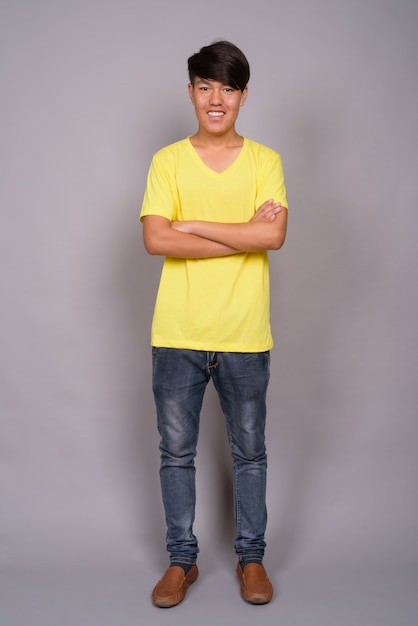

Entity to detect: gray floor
[2,560,417,626]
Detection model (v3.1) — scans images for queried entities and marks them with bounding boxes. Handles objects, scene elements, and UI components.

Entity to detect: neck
[190,128,243,149]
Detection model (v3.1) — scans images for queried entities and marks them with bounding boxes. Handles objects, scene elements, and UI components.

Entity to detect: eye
[224,87,234,93]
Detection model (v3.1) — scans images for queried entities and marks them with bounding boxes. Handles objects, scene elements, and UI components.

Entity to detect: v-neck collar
[187,136,246,175]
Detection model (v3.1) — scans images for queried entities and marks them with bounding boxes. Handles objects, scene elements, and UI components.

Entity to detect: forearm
[179,212,287,251]
[149,231,239,258]
[142,215,239,258]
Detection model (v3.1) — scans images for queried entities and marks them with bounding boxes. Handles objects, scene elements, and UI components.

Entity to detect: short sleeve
[140,149,179,222]
[256,150,287,210]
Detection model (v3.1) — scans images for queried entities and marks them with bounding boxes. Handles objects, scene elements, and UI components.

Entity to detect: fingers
[251,200,282,222]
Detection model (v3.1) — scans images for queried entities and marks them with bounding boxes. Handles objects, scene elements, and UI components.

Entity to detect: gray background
[1,0,417,624]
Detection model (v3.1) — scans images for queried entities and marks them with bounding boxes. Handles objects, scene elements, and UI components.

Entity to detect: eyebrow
[195,78,233,88]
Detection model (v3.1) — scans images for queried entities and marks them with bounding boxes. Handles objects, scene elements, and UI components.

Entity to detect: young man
[140,41,287,607]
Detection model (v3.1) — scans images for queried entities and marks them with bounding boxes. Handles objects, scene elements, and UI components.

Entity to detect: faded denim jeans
[152,348,270,565]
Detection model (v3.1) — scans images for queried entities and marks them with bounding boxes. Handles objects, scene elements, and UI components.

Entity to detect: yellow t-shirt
[140,137,287,352]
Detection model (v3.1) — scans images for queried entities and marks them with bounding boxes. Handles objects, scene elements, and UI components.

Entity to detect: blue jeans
[152,348,270,565]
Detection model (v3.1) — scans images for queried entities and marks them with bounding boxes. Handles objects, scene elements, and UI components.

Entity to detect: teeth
[208,111,224,116]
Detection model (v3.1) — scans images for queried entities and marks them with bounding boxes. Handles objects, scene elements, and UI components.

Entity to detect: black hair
[187,40,250,92]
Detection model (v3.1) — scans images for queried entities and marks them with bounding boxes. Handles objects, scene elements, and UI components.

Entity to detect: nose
[210,88,223,105]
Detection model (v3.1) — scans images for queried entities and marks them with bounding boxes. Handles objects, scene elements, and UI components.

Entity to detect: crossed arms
[143,199,287,259]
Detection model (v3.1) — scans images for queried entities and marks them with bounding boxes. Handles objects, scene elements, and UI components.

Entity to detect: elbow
[143,237,161,256]
[270,209,287,250]
[268,219,287,250]
[145,245,161,256]
[142,216,170,256]
[267,232,286,251]
[259,217,287,251]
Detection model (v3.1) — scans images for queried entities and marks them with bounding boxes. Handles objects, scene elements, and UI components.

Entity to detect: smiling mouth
[207,111,225,117]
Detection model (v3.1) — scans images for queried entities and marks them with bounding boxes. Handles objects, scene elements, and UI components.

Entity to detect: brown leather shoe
[152,565,199,608]
[236,562,273,604]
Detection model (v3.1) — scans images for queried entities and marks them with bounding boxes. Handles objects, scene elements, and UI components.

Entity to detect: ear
[188,83,195,105]
[240,86,248,107]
